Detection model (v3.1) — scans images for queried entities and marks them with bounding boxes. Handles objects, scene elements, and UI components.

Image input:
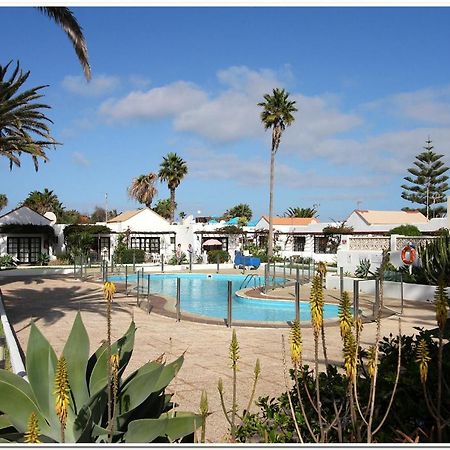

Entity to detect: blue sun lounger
[234,252,261,270]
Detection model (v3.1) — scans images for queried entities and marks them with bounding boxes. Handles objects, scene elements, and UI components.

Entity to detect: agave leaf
[88,321,136,396]
[0,415,12,430]
[0,369,52,437]
[72,404,93,443]
[122,417,169,443]
[118,364,165,415]
[25,322,60,432]
[118,355,184,417]
[163,412,203,442]
[63,312,90,411]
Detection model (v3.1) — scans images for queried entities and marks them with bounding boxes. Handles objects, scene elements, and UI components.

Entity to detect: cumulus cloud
[99,81,207,120]
[186,147,385,189]
[363,85,450,125]
[71,152,90,167]
[62,74,120,97]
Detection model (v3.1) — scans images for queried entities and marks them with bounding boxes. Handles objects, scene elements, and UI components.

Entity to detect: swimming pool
[108,273,341,323]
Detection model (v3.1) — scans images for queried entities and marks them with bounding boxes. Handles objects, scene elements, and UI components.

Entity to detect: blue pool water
[108,273,341,323]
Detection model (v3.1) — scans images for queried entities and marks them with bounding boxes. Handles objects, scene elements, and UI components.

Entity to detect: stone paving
[0,272,438,442]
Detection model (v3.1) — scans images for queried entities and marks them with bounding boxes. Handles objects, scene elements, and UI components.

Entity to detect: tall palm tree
[0,61,58,171]
[0,194,7,212]
[158,152,188,223]
[258,88,297,258]
[37,7,91,80]
[284,206,317,218]
[128,173,158,208]
[22,188,64,217]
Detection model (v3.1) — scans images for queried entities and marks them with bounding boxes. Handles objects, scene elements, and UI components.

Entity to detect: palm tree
[258,88,297,258]
[158,152,188,223]
[225,203,253,221]
[128,173,158,208]
[0,61,58,171]
[284,206,317,218]
[0,194,7,212]
[22,188,64,217]
[37,7,91,80]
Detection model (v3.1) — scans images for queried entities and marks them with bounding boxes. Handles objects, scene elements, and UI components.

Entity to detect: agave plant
[417,230,450,286]
[0,313,202,443]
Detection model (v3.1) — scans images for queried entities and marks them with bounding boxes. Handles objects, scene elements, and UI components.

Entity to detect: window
[7,237,41,263]
[130,237,160,253]
[170,236,175,245]
[100,237,110,258]
[314,236,331,254]
[293,236,306,252]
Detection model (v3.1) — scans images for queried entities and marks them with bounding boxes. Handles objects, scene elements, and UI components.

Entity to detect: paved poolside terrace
[0,269,438,442]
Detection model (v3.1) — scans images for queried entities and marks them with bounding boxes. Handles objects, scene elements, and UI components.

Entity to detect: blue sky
[1,6,450,222]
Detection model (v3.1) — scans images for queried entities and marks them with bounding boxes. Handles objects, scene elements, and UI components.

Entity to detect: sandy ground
[0,272,437,442]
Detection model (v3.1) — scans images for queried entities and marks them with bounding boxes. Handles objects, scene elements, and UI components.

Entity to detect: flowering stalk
[54,356,70,443]
[199,389,209,443]
[103,281,116,443]
[24,412,41,444]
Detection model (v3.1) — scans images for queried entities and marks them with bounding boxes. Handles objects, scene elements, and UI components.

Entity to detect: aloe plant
[417,230,450,286]
[0,313,202,443]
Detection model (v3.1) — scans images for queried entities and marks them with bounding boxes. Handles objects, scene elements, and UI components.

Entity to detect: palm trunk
[268,148,275,259]
[170,187,176,223]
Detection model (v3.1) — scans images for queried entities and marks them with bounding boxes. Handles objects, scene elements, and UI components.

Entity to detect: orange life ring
[401,245,416,265]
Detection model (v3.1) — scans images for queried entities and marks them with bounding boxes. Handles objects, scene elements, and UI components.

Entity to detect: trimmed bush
[207,249,230,263]
[116,248,145,264]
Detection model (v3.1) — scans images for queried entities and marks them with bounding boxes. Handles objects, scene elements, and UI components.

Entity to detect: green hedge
[115,248,145,264]
[207,249,230,264]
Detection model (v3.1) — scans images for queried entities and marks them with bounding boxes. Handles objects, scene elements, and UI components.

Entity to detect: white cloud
[128,74,151,89]
[363,85,450,125]
[62,74,120,97]
[99,81,208,120]
[71,152,90,167]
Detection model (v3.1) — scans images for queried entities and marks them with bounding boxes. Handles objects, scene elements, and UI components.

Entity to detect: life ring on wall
[401,245,417,265]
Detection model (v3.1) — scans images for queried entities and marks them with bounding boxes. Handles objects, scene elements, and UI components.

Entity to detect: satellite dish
[44,211,57,225]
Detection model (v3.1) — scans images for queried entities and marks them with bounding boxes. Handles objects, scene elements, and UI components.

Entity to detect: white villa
[0,200,448,266]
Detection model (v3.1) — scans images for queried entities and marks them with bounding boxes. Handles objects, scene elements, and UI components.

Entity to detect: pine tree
[401,138,449,218]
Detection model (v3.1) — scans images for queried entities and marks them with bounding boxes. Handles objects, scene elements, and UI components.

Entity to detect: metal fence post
[339,267,344,300]
[189,252,192,272]
[147,274,151,313]
[227,280,232,327]
[125,265,128,296]
[283,259,286,286]
[295,281,300,322]
[176,277,181,322]
[264,263,269,293]
[272,261,276,285]
[161,254,165,273]
[132,249,136,273]
[296,267,300,284]
[216,254,220,274]
[136,270,140,306]
[105,261,108,282]
[400,272,404,314]
[289,257,293,276]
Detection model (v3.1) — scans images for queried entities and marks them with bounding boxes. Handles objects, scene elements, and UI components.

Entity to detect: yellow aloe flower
[229,329,240,370]
[54,356,70,428]
[343,332,358,380]
[309,275,324,332]
[289,320,302,367]
[338,291,353,339]
[103,281,116,301]
[317,261,327,279]
[415,338,431,384]
[110,353,120,373]
[24,412,41,443]
[367,345,378,378]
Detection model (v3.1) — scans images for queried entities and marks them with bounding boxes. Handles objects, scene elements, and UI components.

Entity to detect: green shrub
[116,248,145,264]
[168,252,187,265]
[0,255,15,269]
[388,224,421,236]
[207,249,230,263]
[37,253,50,266]
[237,327,450,443]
